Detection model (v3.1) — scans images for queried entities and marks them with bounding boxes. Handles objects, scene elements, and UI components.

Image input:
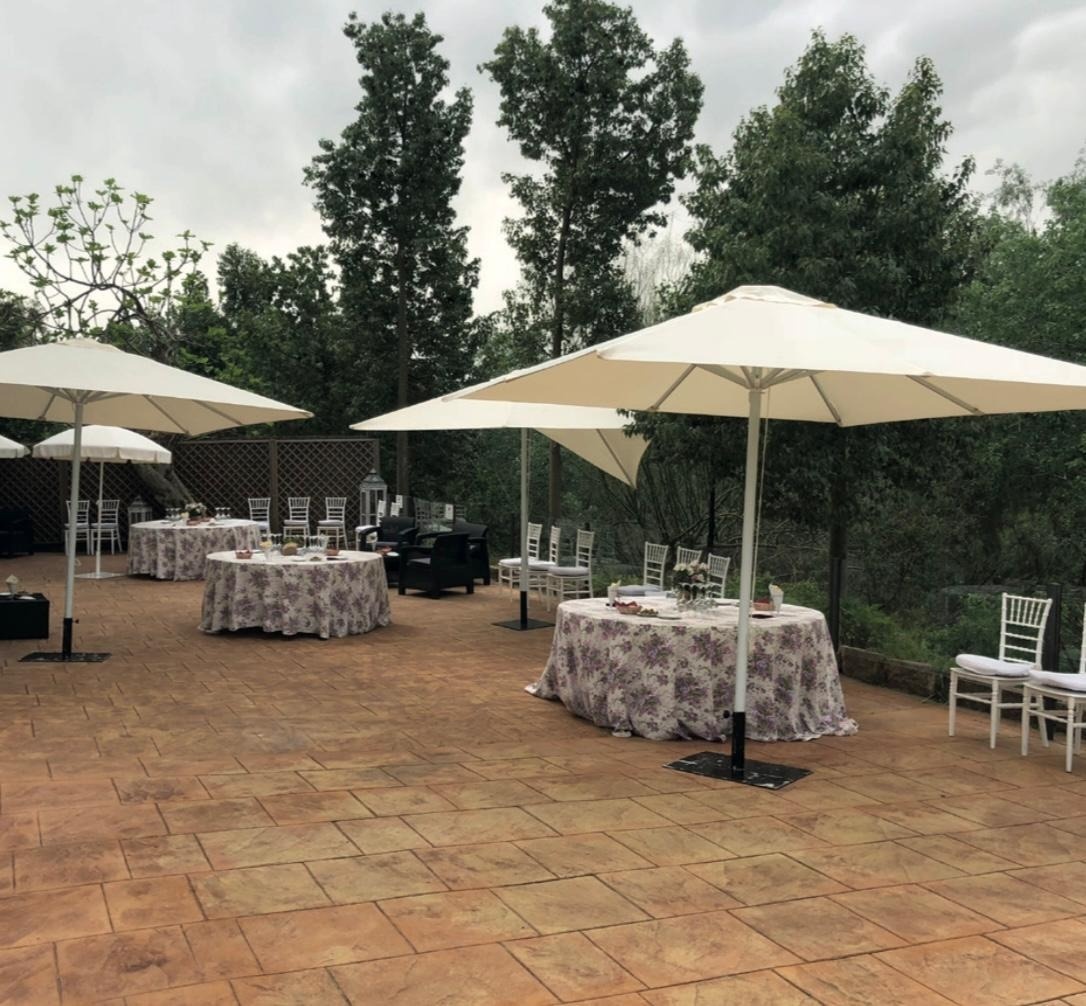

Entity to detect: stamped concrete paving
[2,551,1086,1004]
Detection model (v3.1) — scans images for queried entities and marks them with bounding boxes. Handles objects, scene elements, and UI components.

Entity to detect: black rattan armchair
[416,520,490,584]
[398,532,474,598]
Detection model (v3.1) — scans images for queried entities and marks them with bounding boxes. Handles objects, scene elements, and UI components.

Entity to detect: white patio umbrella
[352,389,648,630]
[0,338,311,661]
[33,426,172,580]
[0,434,29,459]
[462,284,1086,782]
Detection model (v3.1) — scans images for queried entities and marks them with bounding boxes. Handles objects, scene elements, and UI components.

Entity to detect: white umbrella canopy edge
[33,426,172,579]
[457,283,1086,783]
[0,338,311,661]
[0,433,28,458]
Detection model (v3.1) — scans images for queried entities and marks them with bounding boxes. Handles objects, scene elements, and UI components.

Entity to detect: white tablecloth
[200,550,390,639]
[127,520,262,581]
[531,598,857,742]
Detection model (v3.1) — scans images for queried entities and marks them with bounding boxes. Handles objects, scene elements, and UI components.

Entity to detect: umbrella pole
[94,461,104,577]
[61,403,84,658]
[732,388,761,780]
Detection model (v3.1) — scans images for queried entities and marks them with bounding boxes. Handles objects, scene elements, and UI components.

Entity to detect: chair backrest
[324,497,347,521]
[98,499,121,522]
[432,531,469,563]
[999,593,1052,667]
[707,553,730,592]
[547,525,561,564]
[67,499,90,521]
[574,529,595,569]
[643,542,669,588]
[526,522,542,560]
[676,546,701,568]
[453,520,487,539]
[376,498,387,518]
[287,497,310,520]
[248,497,271,521]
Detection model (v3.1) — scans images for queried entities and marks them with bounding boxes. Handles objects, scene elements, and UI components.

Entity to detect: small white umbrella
[0,434,29,459]
[0,338,310,661]
[352,390,648,629]
[33,425,172,580]
[462,285,1086,782]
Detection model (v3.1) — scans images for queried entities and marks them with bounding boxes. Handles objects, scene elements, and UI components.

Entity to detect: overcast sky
[1,0,1083,314]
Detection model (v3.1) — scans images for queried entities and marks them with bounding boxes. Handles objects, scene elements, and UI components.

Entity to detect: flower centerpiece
[672,560,710,609]
[185,501,208,523]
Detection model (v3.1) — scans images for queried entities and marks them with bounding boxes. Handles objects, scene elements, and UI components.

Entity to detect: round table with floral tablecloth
[127,519,262,581]
[200,549,390,639]
[529,597,857,742]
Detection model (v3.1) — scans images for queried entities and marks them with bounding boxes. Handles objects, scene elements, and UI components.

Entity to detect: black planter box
[0,593,49,640]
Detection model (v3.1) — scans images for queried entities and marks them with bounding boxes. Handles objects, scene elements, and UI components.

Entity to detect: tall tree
[306,11,478,497]
[673,31,984,609]
[483,0,702,520]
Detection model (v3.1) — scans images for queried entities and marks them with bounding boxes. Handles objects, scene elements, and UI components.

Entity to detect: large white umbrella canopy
[33,425,172,580]
[0,338,311,660]
[462,284,1086,780]
[0,434,28,459]
[352,389,648,629]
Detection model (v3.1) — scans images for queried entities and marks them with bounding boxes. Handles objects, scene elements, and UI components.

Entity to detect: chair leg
[948,671,958,737]
[1040,703,1050,747]
[1068,700,1076,773]
[989,680,1000,749]
[1022,692,1031,756]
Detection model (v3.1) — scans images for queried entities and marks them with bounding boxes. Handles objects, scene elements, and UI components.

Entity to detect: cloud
[1,0,1082,316]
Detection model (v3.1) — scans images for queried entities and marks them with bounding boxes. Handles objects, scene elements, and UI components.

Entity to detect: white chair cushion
[1028,669,1086,692]
[549,566,590,577]
[317,519,344,526]
[499,558,553,569]
[617,585,666,597]
[955,653,1032,677]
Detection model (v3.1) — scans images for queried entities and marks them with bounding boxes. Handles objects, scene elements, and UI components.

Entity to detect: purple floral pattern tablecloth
[531,599,857,742]
[200,550,390,639]
[127,520,263,581]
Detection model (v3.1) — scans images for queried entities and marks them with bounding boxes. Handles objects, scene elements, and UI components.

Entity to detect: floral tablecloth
[200,550,390,639]
[128,520,263,581]
[530,598,857,742]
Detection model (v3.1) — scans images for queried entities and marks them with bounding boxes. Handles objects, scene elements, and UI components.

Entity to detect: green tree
[483,0,702,520]
[0,176,210,360]
[306,11,479,496]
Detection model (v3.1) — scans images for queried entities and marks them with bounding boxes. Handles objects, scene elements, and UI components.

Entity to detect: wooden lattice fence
[0,436,379,547]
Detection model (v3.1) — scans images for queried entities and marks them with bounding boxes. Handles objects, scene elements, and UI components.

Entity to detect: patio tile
[896,834,1018,874]
[183,918,261,980]
[142,755,245,777]
[506,932,643,1001]
[688,852,847,905]
[233,968,349,1005]
[355,786,457,816]
[956,822,1084,867]
[791,841,963,889]
[685,786,788,819]
[734,897,904,960]
[300,767,399,790]
[309,851,446,902]
[56,926,201,1001]
[163,797,274,834]
[201,770,313,799]
[116,775,211,804]
[0,813,39,853]
[337,817,430,854]
[587,910,799,986]
[259,790,370,824]
[13,837,129,891]
[124,833,213,877]
[0,885,111,947]
[385,762,486,786]
[628,793,728,824]
[525,774,657,802]
[239,903,411,970]
[778,955,957,1004]
[0,944,60,1006]
[524,799,671,834]
[938,794,1055,828]
[775,778,884,809]
[607,826,733,866]
[691,816,828,855]
[434,779,546,809]
[404,807,556,845]
[517,833,653,877]
[417,841,555,889]
[191,863,330,918]
[865,802,980,836]
[127,980,237,1005]
[38,802,166,844]
[495,876,648,933]
[877,936,1083,1004]
[331,944,555,1005]
[1009,861,1086,906]
[1,777,118,812]
[926,873,1084,927]
[598,866,740,917]
[832,884,1000,941]
[197,822,358,869]
[468,757,571,779]
[783,809,918,845]
[988,918,1086,983]
[103,874,203,930]
[642,971,816,1004]
[380,889,536,950]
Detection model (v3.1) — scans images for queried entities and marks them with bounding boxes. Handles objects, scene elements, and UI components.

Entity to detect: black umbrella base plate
[20,651,111,663]
[665,751,811,790]
[493,618,553,631]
